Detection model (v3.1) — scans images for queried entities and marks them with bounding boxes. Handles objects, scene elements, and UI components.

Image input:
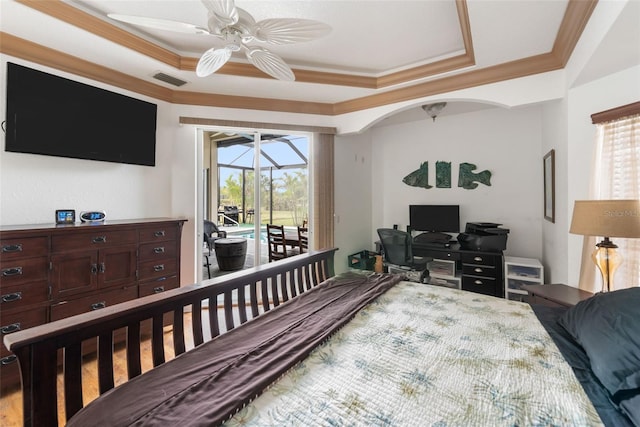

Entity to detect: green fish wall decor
[403,161,492,190]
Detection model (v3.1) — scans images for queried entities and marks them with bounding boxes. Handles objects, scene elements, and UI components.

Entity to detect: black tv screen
[410,205,460,232]
[5,63,157,166]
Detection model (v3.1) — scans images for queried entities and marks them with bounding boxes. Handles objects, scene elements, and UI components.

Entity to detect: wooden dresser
[0,218,186,391]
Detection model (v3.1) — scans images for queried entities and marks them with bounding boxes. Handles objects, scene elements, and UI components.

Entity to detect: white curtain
[580,114,640,291]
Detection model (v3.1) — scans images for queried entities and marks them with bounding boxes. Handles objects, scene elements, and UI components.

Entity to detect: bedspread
[225,281,602,426]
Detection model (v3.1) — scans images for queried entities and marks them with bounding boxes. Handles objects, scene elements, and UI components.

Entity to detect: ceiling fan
[108,0,331,81]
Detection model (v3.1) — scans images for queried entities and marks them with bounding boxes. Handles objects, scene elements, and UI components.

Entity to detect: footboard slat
[173,308,186,356]
[126,323,142,379]
[151,314,165,367]
[5,249,337,427]
[224,290,234,331]
[63,342,83,421]
[98,333,114,394]
[192,300,204,346]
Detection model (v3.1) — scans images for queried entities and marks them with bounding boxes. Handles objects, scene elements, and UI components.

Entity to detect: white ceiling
[2,0,638,112]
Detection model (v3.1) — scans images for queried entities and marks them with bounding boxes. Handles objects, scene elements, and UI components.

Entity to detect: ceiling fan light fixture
[422,102,447,122]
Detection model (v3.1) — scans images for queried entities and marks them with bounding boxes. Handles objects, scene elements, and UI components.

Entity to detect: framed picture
[543,149,555,223]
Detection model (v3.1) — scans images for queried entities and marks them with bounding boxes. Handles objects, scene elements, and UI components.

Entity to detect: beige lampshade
[570,200,640,238]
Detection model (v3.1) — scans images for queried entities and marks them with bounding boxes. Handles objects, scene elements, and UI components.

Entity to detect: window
[584,103,640,290]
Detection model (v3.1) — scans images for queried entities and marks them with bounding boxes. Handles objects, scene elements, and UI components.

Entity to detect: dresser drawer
[139,226,178,243]
[462,264,496,277]
[0,256,48,287]
[461,253,499,266]
[138,241,178,262]
[0,236,49,260]
[138,259,177,281]
[1,306,48,356]
[50,285,138,321]
[462,275,498,296]
[52,229,137,252]
[139,276,179,297]
[1,280,49,308]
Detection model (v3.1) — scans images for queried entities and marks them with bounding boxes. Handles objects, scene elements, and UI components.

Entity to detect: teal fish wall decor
[403,161,492,190]
[436,161,451,188]
[402,162,432,189]
[458,162,492,189]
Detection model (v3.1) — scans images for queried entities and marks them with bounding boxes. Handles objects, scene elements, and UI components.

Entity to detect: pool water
[231,229,268,242]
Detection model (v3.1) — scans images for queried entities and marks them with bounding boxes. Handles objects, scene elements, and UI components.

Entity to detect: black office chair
[377,228,428,281]
[204,220,227,278]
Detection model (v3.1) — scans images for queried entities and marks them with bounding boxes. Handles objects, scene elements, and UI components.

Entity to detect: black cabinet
[413,243,504,298]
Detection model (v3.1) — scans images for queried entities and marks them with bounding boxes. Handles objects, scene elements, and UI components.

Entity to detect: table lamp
[569,199,640,292]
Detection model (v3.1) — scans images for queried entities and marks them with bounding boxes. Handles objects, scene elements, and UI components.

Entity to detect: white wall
[0,58,176,226]
[565,65,640,288]
[334,132,374,273]
[368,105,544,260]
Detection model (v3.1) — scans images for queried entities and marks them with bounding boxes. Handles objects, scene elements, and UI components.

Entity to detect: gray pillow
[558,287,640,401]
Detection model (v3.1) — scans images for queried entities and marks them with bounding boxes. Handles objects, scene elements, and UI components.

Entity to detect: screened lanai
[204,131,310,230]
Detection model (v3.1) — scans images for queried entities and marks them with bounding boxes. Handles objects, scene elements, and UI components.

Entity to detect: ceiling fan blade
[245,47,295,81]
[107,14,209,35]
[196,47,232,77]
[201,0,238,26]
[254,19,331,44]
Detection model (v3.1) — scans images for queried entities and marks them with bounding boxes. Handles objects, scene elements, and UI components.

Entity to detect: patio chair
[267,224,289,262]
[298,226,308,253]
[204,220,227,278]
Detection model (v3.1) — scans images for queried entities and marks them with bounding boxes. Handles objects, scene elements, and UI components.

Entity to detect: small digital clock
[80,211,106,223]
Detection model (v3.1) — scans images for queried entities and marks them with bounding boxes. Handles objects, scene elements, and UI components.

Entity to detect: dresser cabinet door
[51,251,99,299]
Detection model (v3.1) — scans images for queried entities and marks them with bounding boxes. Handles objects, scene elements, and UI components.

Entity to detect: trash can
[214,238,247,271]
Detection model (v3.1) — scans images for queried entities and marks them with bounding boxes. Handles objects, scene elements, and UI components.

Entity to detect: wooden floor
[0,311,202,426]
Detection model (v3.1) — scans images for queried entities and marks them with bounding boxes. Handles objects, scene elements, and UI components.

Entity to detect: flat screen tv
[5,62,157,166]
[409,204,460,233]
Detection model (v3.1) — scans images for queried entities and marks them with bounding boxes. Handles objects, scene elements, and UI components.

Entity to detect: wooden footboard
[4,248,337,427]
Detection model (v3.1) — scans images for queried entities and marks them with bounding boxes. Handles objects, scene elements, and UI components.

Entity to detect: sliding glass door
[203,129,310,272]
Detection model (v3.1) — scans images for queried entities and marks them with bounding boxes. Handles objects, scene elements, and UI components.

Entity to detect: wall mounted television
[4,62,157,166]
[409,204,460,232]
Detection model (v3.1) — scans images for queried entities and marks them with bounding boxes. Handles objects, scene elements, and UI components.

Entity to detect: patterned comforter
[225,281,602,426]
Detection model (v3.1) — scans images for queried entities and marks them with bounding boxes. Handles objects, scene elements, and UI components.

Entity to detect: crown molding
[4,0,597,116]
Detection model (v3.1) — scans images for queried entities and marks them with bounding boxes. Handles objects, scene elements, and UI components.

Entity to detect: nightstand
[521,283,594,308]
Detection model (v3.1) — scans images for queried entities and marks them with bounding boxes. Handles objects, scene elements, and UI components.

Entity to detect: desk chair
[204,220,227,278]
[377,228,428,282]
[267,224,289,262]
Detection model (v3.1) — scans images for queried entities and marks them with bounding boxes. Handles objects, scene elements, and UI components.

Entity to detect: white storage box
[427,259,456,277]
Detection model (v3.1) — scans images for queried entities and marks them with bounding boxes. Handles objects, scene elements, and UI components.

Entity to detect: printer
[457,222,509,252]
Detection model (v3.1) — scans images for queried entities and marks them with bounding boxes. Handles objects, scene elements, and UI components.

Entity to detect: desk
[375,241,505,298]
[521,283,593,308]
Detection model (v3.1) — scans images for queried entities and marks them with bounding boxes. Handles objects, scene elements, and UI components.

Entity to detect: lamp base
[592,237,621,293]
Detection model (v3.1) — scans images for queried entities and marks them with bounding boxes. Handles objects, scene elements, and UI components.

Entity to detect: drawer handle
[474,268,483,273]
[91,301,106,310]
[154,230,166,237]
[92,236,107,244]
[153,247,165,254]
[91,264,98,274]
[2,244,23,253]
[99,263,106,274]
[1,323,21,335]
[153,286,165,293]
[1,292,22,303]
[474,256,483,262]
[2,267,23,277]
[1,355,17,365]
[474,280,483,285]
[153,264,165,272]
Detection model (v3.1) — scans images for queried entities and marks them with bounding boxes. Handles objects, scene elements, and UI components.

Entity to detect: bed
[5,248,639,426]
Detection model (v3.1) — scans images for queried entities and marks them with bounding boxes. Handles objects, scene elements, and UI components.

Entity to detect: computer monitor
[409,205,460,233]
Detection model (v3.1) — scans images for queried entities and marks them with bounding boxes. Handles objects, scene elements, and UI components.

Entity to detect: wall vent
[153,72,187,87]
